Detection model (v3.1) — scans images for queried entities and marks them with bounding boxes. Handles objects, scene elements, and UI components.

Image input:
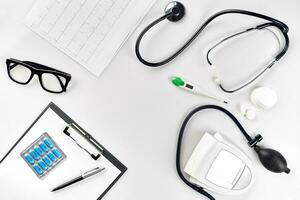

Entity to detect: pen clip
[82,167,105,179]
[83,167,99,175]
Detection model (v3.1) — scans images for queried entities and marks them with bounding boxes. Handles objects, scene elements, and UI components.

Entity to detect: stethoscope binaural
[135,1,290,93]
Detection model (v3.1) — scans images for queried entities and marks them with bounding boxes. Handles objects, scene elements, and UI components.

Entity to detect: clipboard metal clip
[63,123,102,160]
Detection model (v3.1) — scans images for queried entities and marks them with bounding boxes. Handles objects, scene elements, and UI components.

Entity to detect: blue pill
[38,160,48,171]
[52,148,62,158]
[47,152,57,162]
[39,142,48,152]
[43,138,53,148]
[34,146,43,156]
[29,149,40,160]
[42,156,52,167]
[33,165,43,175]
[24,154,34,165]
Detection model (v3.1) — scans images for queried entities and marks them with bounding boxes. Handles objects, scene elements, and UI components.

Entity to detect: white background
[0,0,299,200]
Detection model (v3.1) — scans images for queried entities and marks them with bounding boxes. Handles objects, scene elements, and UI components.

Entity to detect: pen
[51,167,105,192]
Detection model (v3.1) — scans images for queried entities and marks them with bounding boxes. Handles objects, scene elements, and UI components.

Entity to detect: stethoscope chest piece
[165,1,185,22]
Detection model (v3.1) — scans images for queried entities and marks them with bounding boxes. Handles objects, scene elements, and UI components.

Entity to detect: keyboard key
[67,41,82,55]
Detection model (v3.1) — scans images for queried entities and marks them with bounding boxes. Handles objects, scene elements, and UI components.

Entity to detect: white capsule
[238,104,256,120]
[245,109,256,120]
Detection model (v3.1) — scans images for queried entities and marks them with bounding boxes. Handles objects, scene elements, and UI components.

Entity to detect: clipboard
[0,102,127,200]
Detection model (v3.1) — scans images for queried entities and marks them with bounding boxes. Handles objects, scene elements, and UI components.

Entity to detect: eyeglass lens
[41,73,66,93]
[8,63,32,84]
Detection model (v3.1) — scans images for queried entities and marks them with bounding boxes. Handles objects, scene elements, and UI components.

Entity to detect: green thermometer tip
[171,76,185,87]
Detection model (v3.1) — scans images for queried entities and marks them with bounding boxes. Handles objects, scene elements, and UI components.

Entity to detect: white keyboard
[25,0,156,76]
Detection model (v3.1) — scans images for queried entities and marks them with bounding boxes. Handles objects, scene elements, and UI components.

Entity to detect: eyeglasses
[6,58,71,94]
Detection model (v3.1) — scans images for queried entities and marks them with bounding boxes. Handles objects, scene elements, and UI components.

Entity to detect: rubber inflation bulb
[254,146,290,174]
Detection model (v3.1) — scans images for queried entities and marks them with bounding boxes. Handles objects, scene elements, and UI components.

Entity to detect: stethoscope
[135,1,290,93]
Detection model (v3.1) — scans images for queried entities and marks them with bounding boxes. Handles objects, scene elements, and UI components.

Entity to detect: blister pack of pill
[20,132,66,178]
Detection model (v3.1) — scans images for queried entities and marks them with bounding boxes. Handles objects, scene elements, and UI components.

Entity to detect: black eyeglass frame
[6,58,71,94]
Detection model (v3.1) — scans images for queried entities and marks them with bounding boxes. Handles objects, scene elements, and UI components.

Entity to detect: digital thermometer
[171,76,228,104]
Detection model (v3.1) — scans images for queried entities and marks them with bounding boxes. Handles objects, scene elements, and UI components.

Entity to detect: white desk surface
[0,0,299,200]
